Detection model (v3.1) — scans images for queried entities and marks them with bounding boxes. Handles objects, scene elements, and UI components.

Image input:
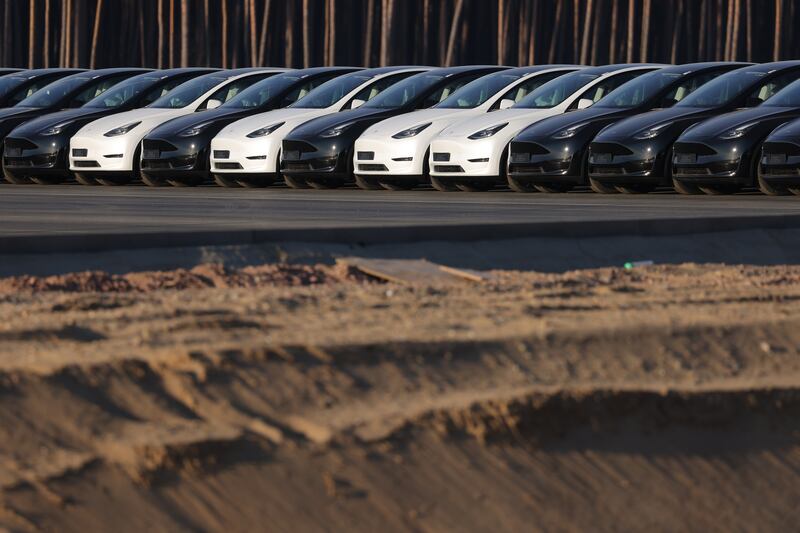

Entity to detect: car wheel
[380,180,417,191]
[140,171,167,187]
[430,175,459,192]
[535,182,574,193]
[236,175,275,188]
[455,180,493,192]
[757,175,790,196]
[30,175,65,185]
[616,183,656,194]
[213,174,240,188]
[74,172,99,185]
[354,175,383,190]
[588,177,619,194]
[284,175,311,189]
[167,176,204,187]
[699,184,741,195]
[307,177,343,189]
[96,175,133,186]
[507,175,538,193]
[672,178,702,195]
[3,167,30,184]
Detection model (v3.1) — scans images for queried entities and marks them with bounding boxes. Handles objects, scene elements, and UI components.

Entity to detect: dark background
[1,0,796,69]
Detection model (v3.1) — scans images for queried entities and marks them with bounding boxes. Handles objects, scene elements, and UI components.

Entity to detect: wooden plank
[337,257,490,285]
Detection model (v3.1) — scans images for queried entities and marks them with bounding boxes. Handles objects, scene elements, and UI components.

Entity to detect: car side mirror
[498,98,515,110]
[205,98,222,110]
[745,96,762,107]
[577,98,594,110]
[350,98,366,109]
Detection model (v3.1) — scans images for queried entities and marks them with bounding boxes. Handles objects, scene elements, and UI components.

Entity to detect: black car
[506,63,736,193]
[670,62,800,195]
[140,67,360,187]
[758,118,800,195]
[280,65,508,189]
[3,68,218,185]
[0,68,149,184]
[0,68,79,108]
[588,62,763,194]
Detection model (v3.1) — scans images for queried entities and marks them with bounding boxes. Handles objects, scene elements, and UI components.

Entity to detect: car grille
[509,142,550,164]
[358,164,388,171]
[141,139,178,159]
[282,140,317,160]
[590,142,634,156]
[763,167,800,176]
[762,142,800,157]
[357,151,374,160]
[71,148,88,157]
[214,162,243,170]
[673,161,739,176]
[3,153,57,167]
[432,152,450,162]
[433,164,464,173]
[73,160,101,168]
[213,150,230,159]
[5,138,37,151]
[672,142,717,156]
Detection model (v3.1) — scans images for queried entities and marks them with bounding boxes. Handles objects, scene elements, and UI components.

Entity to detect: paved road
[2,184,800,237]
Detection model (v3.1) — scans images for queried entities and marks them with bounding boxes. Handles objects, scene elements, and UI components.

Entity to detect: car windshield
[83,75,161,108]
[435,72,523,109]
[16,75,91,107]
[148,74,229,108]
[676,70,767,107]
[762,78,800,107]
[363,73,445,109]
[291,74,373,109]
[514,72,600,109]
[0,76,27,98]
[221,75,303,109]
[594,71,682,108]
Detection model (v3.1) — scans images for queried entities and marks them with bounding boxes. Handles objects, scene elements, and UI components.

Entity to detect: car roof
[6,68,86,80]
[144,67,222,78]
[734,61,800,74]
[501,65,583,76]
[271,66,363,78]
[426,65,510,76]
[656,62,750,74]
[357,66,433,75]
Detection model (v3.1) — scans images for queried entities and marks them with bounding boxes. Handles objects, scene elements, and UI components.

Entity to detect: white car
[68,68,288,185]
[352,65,582,190]
[426,64,663,191]
[209,66,428,187]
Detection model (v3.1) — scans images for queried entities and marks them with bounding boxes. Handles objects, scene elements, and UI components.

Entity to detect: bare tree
[774,0,782,60]
[222,0,228,67]
[640,0,650,61]
[90,0,103,68]
[609,0,618,62]
[580,0,593,64]
[43,0,50,67]
[445,0,465,66]
[180,0,188,66]
[257,0,272,66]
[28,0,35,68]
[380,0,395,66]
[626,0,634,62]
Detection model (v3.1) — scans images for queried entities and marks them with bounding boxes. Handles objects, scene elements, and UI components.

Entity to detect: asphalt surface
[3,184,800,237]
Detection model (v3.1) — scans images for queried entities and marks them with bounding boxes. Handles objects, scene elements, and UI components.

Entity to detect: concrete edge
[3,214,800,255]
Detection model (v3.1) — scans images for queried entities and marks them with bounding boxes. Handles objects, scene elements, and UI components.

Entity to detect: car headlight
[633,122,673,140]
[320,122,355,138]
[552,122,589,139]
[246,122,285,138]
[719,121,758,140]
[392,122,432,139]
[39,120,75,136]
[467,123,508,140]
[178,121,214,137]
[103,121,141,137]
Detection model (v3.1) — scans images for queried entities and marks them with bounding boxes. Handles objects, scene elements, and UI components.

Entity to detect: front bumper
[506,139,584,185]
[587,140,665,184]
[671,141,748,185]
[352,136,425,178]
[69,133,138,174]
[280,138,351,179]
[759,141,800,183]
[139,137,206,179]
[209,135,279,175]
[427,138,500,179]
[3,136,65,177]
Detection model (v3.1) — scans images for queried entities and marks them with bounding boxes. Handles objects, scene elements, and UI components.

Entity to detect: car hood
[362,108,475,137]
[74,107,189,138]
[288,106,393,137]
[147,108,244,137]
[217,108,330,138]
[679,106,799,140]
[0,106,41,123]
[514,106,623,139]
[437,108,558,138]
[10,108,108,137]
[594,106,712,140]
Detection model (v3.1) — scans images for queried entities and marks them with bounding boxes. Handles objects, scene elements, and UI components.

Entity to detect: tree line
[1,0,798,69]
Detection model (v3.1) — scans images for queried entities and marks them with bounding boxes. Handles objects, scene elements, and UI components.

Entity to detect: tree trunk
[380,0,394,66]
[626,0,634,62]
[302,0,310,67]
[157,0,164,68]
[222,0,228,67]
[258,0,271,66]
[774,0,782,60]
[579,0,593,64]
[497,0,504,64]
[90,0,102,68]
[363,0,374,66]
[609,0,618,62]
[548,0,563,63]
[640,0,650,61]
[671,0,683,63]
[445,0,465,66]
[180,0,188,66]
[43,0,50,67]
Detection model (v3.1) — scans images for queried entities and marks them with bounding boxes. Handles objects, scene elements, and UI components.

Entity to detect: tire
[757,175,790,196]
[167,176,204,187]
[699,183,741,195]
[284,175,311,189]
[380,180,417,191]
[214,174,240,188]
[430,175,459,192]
[3,167,31,184]
[141,171,167,187]
[588,177,619,194]
[74,172,99,186]
[535,182,574,193]
[672,178,702,195]
[237,176,275,188]
[616,183,657,194]
[30,175,66,185]
[507,175,539,193]
[307,177,344,189]
[96,175,133,186]
[455,180,493,192]
[789,187,800,196]
[354,175,383,190]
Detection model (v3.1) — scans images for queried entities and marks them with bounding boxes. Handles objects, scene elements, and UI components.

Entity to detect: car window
[362,73,446,109]
[276,73,342,108]
[435,72,524,109]
[200,73,275,109]
[489,71,567,110]
[654,71,719,108]
[514,72,601,109]
[675,70,769,107]
[347,72,418,107]
[141,75,196,106]
[746,71,800,106]
[570,71,646,110]
[419,73,486,108]
[291,73,375,109]
[69,75,132,107]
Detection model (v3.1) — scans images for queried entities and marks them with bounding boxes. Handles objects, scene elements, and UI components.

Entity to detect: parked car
[669,62,800,194]
[0,68,78,108]
[209,66,429,188]
[425,64,659,192]
[758,117,800,195]
[141,67,360,187]
[505,63,749,193]
[352,65,581,190]
[68,68,288,185]
[279,65,507,189]
[0,68,148,183]
[2,68,217,185]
